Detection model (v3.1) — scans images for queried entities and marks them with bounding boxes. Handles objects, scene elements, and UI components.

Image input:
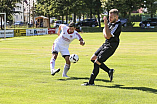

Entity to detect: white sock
[50,58,55,71]
[63,64,70,75]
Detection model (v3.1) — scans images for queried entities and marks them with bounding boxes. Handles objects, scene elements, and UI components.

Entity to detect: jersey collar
[109,19,121,25]
[67,29,74,34]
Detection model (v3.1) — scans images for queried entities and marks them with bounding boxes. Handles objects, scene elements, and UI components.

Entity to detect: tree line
[36,0,157,27]
[35,0,102,27]
[0,0,157,28]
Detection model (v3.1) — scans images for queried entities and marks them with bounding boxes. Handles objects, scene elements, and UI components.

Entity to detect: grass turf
[0,32,157,104]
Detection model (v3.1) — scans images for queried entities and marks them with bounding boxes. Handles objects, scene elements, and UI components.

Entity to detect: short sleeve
[75,32,82,41]
[111,24,121,37]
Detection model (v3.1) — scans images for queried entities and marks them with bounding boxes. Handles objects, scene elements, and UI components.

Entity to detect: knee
[91,55,98,64]
[95,59,101,65]
[91,54,97,61]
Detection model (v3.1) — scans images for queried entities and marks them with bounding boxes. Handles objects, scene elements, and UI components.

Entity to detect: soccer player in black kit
[82,9,122,86]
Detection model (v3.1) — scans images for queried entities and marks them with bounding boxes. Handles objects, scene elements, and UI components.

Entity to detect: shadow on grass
[58,77,157,94]
[57,77,110,82]
[96,84,157,94]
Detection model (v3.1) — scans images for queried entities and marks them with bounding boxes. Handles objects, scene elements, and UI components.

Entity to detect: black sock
[100,63,110,73]
[91,60,109,73]
[89,63,100,84]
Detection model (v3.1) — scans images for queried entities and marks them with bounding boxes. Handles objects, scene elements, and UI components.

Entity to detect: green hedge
[122,27,157,32]
[82,27,103,32]
[82,27,157,32]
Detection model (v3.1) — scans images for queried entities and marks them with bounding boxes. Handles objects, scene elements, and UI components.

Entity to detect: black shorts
[95,43,118,63]
[62,55,70,58]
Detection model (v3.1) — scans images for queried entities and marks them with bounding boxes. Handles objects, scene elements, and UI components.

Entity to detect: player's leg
[62,55,70,77]
[82,45,102,86]
[82,59,100,86]
[50,43,60,76]
[91,44,110,73]
[87,54,110,85]
[82,45,114,85]
[60,47,71,77]
[50,53,60,75]
[96,46,115,82]
[91,54,110,73]
[50,54,57,70]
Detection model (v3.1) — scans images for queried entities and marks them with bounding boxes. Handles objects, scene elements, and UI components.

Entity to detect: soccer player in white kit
[50,22,85,77]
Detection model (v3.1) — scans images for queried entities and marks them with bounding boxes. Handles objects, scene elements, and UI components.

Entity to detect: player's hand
[80,41,85,46]
[57,32,60,36]
[103,16,108,24]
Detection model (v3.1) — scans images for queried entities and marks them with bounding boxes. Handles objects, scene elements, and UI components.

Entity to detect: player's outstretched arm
[57,25,61,36]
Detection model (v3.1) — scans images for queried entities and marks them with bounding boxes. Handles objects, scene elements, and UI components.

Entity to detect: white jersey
[54,24,82,48]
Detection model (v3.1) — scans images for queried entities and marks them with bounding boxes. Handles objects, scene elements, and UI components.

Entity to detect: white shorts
[52,43,70,56]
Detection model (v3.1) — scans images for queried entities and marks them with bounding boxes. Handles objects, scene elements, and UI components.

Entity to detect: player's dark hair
[109,9,119,16]
[69,22,76,28]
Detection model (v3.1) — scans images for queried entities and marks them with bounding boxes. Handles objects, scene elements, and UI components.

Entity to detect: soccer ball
[69,54,79,63]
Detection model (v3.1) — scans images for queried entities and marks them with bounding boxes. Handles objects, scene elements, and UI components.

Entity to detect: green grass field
[0,32,157,104]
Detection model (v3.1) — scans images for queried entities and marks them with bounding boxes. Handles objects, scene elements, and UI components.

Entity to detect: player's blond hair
[109,9,119,16]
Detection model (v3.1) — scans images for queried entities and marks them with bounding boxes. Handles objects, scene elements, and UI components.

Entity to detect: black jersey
[105,20,121,44]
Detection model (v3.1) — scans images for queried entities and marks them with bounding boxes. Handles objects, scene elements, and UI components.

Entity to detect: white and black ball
[69,54,79,63]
